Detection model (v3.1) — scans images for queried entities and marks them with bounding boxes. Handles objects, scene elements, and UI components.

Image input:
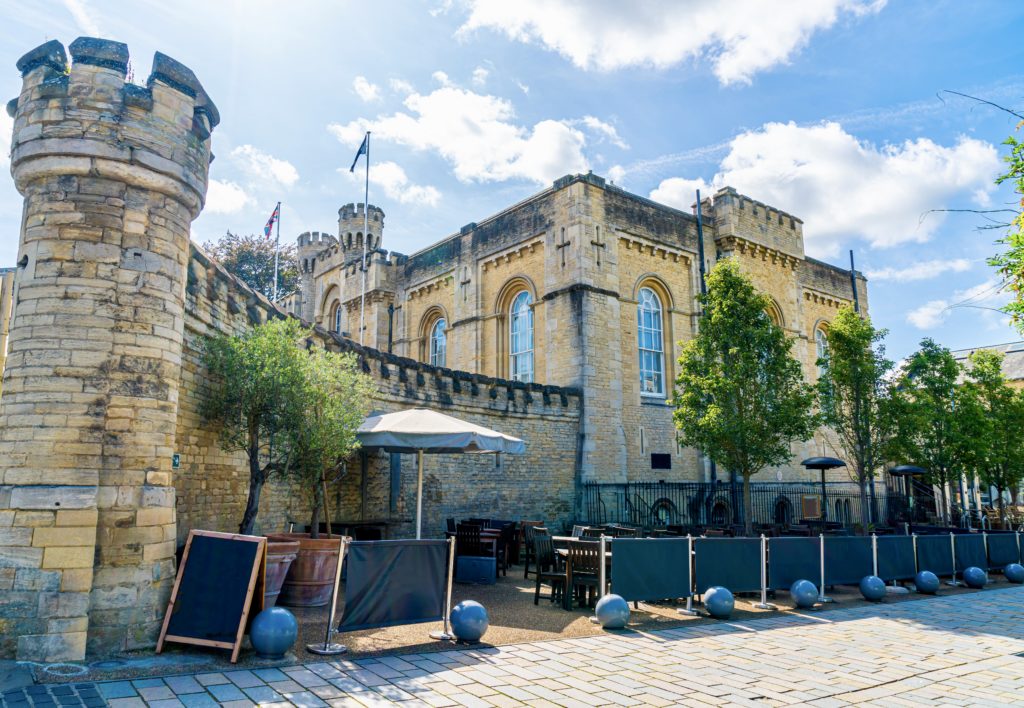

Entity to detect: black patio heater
[889,465,926,519]
[801,457,846,522]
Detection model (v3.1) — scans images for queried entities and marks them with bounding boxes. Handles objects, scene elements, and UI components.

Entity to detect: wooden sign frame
[157,530,266,663]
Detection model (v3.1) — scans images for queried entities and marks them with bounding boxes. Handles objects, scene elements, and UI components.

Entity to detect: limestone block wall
[0,37,217,661]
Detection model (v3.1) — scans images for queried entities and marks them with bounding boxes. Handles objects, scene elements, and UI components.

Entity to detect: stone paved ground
[8,587,1024,707]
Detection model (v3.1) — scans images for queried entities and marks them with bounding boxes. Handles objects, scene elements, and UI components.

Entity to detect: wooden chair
[455,523,491,558]
[571,524,586,538]
[495,522,516,576]
[533,529,565,605]
[565,540,602,610]
[522,521,544,580]
[446,518,456,533]
[581,526,604,539]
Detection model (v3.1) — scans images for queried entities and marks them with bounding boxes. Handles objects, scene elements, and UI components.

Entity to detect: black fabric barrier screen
[823,537,873,586]
[986,533,1019,569]
[338,540,447,631]
[768,537,820,591]
[915,535,954,576]
[610,538,691,602]
[694,538,761,594]
[875,536,916,581]
[954,534,986,572]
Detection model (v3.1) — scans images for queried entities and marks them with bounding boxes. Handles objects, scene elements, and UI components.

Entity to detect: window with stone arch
[637,286,666,396]
[814,322,830,378]
[765,298,784,328]
[429,317,447,367]
[509,290,534,382]
[330,301,342,333]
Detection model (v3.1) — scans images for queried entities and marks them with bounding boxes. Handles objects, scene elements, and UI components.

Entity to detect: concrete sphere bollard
[450,600,489,643]
[859,575,886,602]
[1005,563,1024,584]
[249,607,298,659]
[789,579,818,609]
[704,586,735,619]
[914,570,940,594]
[594,594,630,629]
[962,566,987,589]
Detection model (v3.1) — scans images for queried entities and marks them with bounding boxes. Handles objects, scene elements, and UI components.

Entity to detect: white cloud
[649,177,711,210]
[907,279,1010,330]
[343,161,441,207]
[205,179,250,214]
[577,116,628,149]
[472,66,489,86]
[457,0,886,85]
[0,112,12,169]
[516,81,530,95]
[390,78,415,95]
[230,145,299,188]
[867,258,973,282]
[353,76,381,102]
[327,85,589,184]
[650,121,999,258]
[432,71,453,87]
[607,164,625,184]
[62,0,101,36]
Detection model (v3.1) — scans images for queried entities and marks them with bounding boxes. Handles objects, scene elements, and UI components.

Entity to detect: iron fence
[580,480,909,532]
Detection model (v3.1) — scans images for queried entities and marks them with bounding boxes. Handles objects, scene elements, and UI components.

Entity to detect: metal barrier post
[872,533,879,576]
[947,532,961,586]
[430,536,457,640]
[752,534,777,610]
[678,534,699,616]
[307,536,349,655]
[818,534,833,603]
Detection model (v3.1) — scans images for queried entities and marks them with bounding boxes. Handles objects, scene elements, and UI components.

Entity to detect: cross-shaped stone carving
[555,227,571,267]
[459,266,471,302]
[591,225,606,267]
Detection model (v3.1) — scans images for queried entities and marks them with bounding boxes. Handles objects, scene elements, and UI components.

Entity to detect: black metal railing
[580,480,909,532]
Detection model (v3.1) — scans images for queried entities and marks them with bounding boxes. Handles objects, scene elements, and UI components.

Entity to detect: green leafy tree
[292,348,376,538]
[201,318,311,535]
[989,123,1024,331]
[203,230,299,300]
[889,339,971,525]
[817,306,897,531]
[959,350,1024,525]
[672,259,819,535]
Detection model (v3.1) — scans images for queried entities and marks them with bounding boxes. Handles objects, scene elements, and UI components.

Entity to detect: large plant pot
[263,539,300,608]
[266,532,341,608]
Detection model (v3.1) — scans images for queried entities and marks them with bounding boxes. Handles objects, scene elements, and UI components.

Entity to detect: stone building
[281,175,868,486]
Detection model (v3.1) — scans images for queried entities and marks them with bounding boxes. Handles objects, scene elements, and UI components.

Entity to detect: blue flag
[350,133,369,172]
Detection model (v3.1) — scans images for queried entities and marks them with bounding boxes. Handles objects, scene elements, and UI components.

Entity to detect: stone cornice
[617,233,693,265]
[718,236,800,270]
[480,237,544,272]
[406,273,455,301]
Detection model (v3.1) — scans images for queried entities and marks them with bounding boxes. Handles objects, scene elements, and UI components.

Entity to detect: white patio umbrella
[356,408,526,538]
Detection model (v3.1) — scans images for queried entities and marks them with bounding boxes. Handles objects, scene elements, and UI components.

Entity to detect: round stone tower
[338,202,385,257]
[0,38,217,660]
[295,230,334,320]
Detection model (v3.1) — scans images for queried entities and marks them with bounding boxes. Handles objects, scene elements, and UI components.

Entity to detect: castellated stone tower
[294,230,335,320]
[0,38,216,661]
[338,202,384,258]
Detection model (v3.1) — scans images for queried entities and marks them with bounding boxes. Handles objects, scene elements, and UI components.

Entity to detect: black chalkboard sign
[157,530,265,663]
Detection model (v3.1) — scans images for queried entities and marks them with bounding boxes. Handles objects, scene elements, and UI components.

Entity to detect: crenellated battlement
[707,186,804,258]
[338,202,385,254]
[8,37,218,218]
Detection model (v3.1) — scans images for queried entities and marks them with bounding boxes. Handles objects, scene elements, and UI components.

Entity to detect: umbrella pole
[417,449,424,540]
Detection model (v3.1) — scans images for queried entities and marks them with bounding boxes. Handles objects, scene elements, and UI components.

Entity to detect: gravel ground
[35,567,1017,684]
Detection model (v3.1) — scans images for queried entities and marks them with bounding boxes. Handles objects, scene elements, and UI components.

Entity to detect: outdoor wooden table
[446,530,499,558]
[555,548,611,558]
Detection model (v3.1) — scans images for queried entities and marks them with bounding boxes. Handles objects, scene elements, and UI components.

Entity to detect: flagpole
[272,201,281,302]
[359,132,370,346]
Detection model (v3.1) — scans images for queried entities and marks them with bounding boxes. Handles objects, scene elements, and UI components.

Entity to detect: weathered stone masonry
[0,37,583,662]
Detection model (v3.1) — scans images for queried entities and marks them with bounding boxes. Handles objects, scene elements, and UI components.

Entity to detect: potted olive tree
[269,345,374,607]
[201,317,310,606]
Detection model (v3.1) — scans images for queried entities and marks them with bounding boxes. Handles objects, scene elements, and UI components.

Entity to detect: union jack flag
[263,202,280,240]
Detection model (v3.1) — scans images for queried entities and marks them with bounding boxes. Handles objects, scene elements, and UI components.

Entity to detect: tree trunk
[742,473,753,537]
[240,454,264,535]
[309,489,321,540]
[858,479,870,535]
[997,484,1006,528]
[938,482,949,527]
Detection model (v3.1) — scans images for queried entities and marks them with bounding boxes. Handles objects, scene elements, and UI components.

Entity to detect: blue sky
[0,0,1022,359]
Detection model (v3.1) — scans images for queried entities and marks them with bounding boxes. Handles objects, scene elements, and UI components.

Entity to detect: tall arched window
[509,291,533,382]
[430,318,447,367]
[815,325,830,378]
[329,302,342,333]
[637,287,665,396]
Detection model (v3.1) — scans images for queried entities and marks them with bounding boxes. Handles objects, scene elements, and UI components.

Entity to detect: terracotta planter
[263,539,300,608]
[266,532,342,607]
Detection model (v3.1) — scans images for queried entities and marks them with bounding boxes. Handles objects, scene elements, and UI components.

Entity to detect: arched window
[815,325,830,378]
[509,291,533,382]
[331,302,342,333]
[637,287,665,396]
[430,318,447,367]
